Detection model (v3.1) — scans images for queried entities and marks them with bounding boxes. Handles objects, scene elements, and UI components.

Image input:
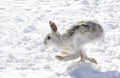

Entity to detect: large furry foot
[89,58,97,64]
[55,55,64,61]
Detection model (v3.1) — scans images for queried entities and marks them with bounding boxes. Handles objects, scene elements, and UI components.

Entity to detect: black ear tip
[49,21,53,25]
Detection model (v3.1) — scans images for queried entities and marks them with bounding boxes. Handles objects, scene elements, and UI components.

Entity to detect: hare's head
[44,21,60,46]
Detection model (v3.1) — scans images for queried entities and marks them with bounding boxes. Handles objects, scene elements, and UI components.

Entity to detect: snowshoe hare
[44,21,104,64]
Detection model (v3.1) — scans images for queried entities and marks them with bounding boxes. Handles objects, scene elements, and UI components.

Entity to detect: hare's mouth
[44,41,47,44]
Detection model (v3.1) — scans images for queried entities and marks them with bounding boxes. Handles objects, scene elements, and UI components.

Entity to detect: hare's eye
[48,36,51,39]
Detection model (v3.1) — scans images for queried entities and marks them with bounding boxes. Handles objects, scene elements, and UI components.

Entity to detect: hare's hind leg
[80,52,85,62]
[79,51,97,64]
[85,57,97,64]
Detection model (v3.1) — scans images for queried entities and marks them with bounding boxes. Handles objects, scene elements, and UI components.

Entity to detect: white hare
[44,21,104,64]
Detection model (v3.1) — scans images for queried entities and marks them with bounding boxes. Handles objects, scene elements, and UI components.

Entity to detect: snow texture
[0,0,120,78]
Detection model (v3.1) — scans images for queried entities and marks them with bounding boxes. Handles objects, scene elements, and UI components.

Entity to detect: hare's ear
[49,21,57,32]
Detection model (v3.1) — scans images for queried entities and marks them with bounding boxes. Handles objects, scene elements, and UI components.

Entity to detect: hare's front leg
[55,51,72,61]
[55,53,80,61]
[60,51,71,55]
[55,55,64,61]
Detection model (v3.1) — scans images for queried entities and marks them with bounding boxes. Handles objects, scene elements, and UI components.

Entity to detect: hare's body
[56,21,103,52]
[44,21,104,64]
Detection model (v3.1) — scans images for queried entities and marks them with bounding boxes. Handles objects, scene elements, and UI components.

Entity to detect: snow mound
[67,62,120,78]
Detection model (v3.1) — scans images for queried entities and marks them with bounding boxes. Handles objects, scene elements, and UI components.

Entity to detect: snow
[0,0,120,78]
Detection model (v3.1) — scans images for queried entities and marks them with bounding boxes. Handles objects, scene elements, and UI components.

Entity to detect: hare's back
[66,21,104,40]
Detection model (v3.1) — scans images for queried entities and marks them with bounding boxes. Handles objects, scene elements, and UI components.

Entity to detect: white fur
[44,21,104,64]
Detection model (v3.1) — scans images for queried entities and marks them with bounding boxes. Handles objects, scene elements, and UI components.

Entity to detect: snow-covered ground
[0,0,120,78]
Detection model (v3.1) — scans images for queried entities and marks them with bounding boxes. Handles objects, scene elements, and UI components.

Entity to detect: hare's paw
[55,55,64,61]
[89,58,97,65]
